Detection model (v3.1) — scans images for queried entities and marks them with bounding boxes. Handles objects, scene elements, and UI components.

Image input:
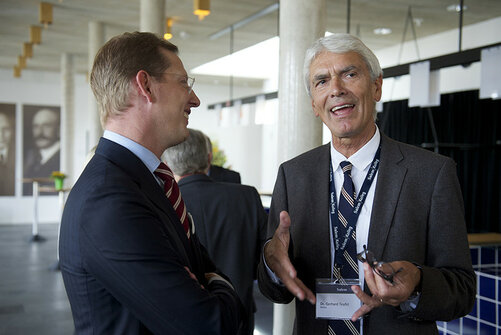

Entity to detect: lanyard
[329,146,381,275]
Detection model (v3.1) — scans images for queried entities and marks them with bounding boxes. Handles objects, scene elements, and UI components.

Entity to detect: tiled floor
[0,224,273,335]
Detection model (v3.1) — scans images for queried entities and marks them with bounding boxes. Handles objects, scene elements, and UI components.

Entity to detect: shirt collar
[103,130,161,174]
[330,125,381,172]
[39,141,60,165]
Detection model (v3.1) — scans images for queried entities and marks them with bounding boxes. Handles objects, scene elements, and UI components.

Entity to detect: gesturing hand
[264,211,316,304]
[350,261,422,320]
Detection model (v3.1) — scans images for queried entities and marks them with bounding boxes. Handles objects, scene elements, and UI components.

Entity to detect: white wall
[185,80,272,189]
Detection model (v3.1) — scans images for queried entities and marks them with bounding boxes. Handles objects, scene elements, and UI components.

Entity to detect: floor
[0,224,273,335]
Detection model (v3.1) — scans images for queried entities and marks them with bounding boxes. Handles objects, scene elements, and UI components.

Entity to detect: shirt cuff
[399,292,421,312]
[263,240,283,285]
[207,273,235,290]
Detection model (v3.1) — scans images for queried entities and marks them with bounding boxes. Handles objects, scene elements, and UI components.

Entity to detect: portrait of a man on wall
[0,103,16,196]
[22,105,61,196]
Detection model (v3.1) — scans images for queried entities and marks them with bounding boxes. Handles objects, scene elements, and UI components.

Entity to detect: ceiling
[1,0,500,81]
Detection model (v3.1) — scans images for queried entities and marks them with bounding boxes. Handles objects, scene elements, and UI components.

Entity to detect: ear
[135,70,154,103]
[373,75,383,102]
[311,99,320,117]
[208,150,213,164]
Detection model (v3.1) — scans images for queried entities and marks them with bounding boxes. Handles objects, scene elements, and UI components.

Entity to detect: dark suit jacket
[178,175,267,323]
[258,133,476,335]
[209,165,241,184]
[59,138,243,335]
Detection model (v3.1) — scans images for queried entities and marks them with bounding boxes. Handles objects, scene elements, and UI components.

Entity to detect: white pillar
[60,52,74,185]
[88,21,105,151]
[140,0,165,35]
[278,0,326,163]
[275,0,326,334]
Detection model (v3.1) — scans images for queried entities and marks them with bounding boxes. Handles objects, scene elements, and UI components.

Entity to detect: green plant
[211,141,227,167]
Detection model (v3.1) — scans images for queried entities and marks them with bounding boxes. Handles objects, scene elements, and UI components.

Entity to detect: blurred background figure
[23,107,60,195]
[164,128,268,335]
[205,135,241,184]
[0,110,15,195]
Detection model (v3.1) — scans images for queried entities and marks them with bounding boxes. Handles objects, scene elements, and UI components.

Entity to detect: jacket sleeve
[405,158,476,321]
[257,164,296,304]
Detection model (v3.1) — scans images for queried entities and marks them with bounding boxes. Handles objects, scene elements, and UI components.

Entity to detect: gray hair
[162,128,210,176]
[303,33,382,97]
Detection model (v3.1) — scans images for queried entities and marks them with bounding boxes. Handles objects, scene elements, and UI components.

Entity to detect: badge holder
[315,278,361,320]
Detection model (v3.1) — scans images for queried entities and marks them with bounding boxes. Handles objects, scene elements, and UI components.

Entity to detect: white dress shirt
[329,127,380,286]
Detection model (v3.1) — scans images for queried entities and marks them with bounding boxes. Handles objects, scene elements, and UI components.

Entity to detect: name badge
[315,278,360,320]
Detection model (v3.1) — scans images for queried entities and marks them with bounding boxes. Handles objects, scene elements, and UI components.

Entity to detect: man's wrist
[409,264,423,299]
[205,272,235,290]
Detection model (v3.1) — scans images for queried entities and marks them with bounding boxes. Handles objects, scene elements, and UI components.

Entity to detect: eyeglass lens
[357,245,403,284]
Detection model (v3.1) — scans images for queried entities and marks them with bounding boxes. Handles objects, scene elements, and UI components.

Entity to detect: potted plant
[51,171,66,190]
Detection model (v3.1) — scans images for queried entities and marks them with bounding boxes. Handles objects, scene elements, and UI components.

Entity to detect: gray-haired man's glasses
[357,245,403,284]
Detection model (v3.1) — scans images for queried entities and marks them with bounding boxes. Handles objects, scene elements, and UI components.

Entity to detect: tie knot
[154,162,175,183]
[340,161,353,175]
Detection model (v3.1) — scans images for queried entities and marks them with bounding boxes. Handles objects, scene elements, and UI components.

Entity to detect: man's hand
[351,285,383,321]
[264,211,316,304]
[350,261,421,320]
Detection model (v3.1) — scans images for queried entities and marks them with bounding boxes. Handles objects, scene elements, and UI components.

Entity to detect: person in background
[59,32,243,335]
[205,135,241,183]
[258,33,475,334]
[0,111,15,195]
[163,128,268,335]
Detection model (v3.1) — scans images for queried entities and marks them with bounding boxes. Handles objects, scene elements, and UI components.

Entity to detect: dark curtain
[377,90,501,233]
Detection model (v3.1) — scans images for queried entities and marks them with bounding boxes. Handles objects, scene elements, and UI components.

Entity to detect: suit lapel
[310,144,332,277]
[96,138,193,266]
[367,134,407,260]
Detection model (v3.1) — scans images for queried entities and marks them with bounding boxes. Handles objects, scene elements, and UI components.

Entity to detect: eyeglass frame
[151,72,195,94]
[356,245,403,284]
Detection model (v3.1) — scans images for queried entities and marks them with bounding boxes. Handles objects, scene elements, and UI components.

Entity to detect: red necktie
[154,162,190,239]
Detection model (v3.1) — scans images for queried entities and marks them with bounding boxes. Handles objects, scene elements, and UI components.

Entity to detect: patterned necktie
[328,161,360,335]
[154,162,190,239]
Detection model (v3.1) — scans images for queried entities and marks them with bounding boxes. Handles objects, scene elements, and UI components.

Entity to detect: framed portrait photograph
[22,105,61,196]
[0,103,16,196]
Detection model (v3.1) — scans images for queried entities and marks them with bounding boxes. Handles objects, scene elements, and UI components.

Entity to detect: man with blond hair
[59,32,243,335]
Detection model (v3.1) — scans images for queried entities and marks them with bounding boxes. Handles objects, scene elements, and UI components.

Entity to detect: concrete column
[88,21,105,151]
[60,53,74,185]
[275,0,326,334]
[140,0,165,35]
[278,0,326,164]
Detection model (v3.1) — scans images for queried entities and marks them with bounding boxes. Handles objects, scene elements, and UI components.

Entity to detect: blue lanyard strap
[329,146,381,269]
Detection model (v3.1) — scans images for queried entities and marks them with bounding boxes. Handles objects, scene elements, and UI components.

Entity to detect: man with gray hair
[164,128,267,335]
[258,33,475,334]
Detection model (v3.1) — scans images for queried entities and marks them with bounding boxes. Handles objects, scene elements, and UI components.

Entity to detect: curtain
[377,90,501,233]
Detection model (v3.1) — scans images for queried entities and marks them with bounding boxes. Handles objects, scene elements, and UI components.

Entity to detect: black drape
[377,90,501,233]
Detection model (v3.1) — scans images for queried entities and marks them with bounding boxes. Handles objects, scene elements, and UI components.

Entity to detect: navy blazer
[59,138,242,335]
[208,165,241,184]
[258,133,476,335]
